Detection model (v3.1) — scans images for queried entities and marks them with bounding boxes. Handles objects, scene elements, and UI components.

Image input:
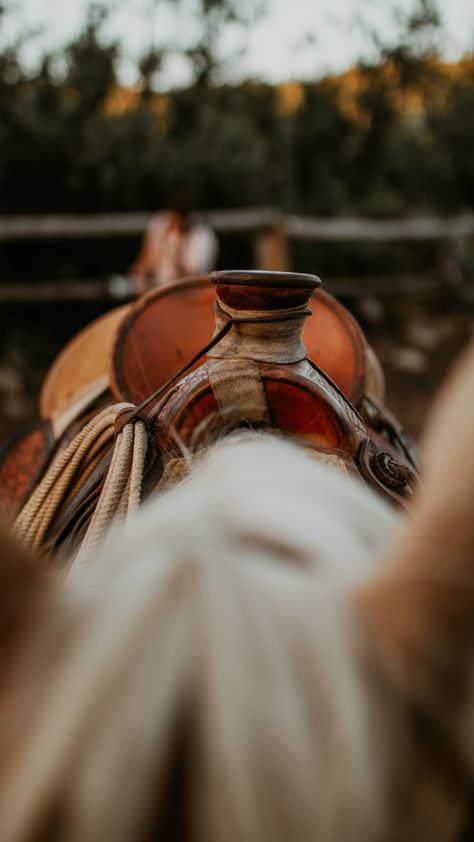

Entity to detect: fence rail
[0,272,448,302]
[0,208,472,300]
[1,209,474,241]
[285,213,474,242]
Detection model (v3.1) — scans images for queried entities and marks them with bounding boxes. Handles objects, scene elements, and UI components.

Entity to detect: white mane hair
[109,432,401,583]
[1,341,474,842]
[0,437,399,842]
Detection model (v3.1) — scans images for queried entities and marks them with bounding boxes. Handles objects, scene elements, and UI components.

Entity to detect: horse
[0,337,473,842]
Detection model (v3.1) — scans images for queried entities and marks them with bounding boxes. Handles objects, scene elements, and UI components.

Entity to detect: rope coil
[13,403,148,568]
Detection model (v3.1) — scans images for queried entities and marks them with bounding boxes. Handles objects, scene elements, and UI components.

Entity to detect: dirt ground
[0,291,473,450]
[353,294,474,440]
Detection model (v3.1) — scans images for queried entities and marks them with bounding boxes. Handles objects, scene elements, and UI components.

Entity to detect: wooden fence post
[254,223,289,272]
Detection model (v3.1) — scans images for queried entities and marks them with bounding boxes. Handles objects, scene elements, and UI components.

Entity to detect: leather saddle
[0,271,418,558]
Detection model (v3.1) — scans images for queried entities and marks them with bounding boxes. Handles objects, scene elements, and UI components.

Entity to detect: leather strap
[207,357,272,429]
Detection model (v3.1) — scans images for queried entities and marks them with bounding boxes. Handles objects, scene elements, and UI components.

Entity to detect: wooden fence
[0,208,473,299]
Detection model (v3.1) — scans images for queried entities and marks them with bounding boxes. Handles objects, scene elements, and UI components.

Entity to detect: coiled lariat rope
[12,403,148,567]
[71,413,148,571]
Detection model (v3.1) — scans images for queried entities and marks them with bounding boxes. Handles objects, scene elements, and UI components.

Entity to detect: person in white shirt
[129,204,219,294]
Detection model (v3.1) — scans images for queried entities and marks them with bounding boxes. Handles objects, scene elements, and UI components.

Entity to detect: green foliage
[0,0,473,221]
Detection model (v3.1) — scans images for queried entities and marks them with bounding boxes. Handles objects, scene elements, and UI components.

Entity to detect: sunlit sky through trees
[3,0,474,87]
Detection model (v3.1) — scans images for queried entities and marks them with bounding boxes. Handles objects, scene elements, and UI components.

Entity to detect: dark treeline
[0,1,473,442]
[1,0,474,219]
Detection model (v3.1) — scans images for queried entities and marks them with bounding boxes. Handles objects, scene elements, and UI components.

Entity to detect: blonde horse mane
[1,343,474,842]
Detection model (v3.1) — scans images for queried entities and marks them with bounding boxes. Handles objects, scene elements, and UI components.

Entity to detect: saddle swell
[150,271,416,507]
[110,276,370,408]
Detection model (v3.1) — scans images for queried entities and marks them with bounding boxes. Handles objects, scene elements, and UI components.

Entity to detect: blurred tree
[426,61,474,210]
[0,0,473,228]
[0,3,121,211]
[345,0,445,215]
[138,48,163,101]
[182,0,265,85]
[166,83,286,207]
[288,82,356,215]
[65,4,118,116]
